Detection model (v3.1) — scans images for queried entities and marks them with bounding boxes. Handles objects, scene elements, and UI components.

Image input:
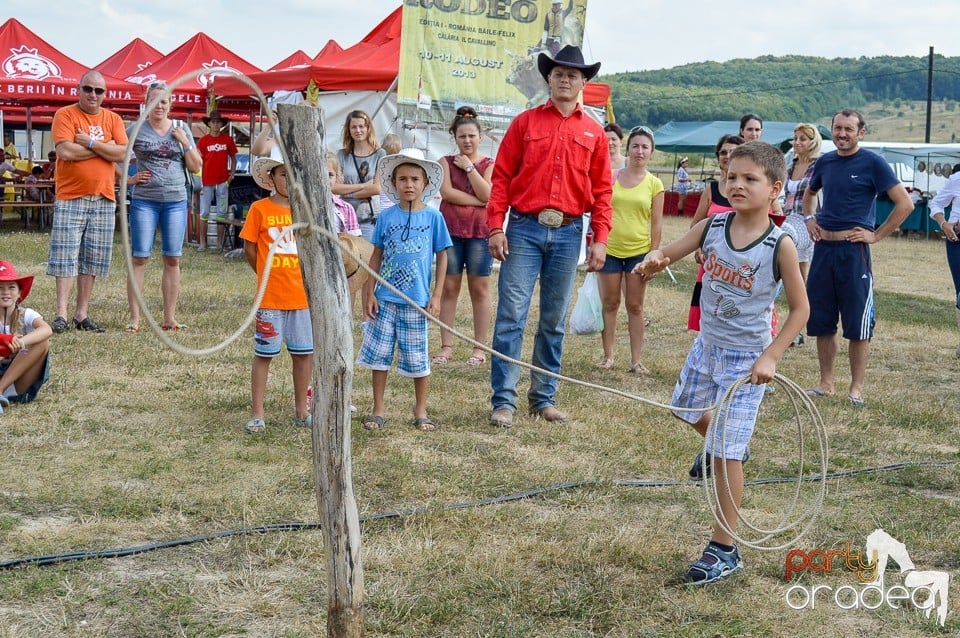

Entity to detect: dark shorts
[0,352,50,404]
[600,252,647,274]
[446,236,493,277]
[806,240,875,340]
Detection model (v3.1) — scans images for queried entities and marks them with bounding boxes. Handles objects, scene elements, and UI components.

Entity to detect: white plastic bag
[569,272,604,335]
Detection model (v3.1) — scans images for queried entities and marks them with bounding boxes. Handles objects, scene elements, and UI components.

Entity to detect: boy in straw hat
[238,146,313,434]
[356,149,452,432]
[0,260,53,413]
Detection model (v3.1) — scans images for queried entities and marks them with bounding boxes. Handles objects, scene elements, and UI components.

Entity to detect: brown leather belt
[514,208,578,227]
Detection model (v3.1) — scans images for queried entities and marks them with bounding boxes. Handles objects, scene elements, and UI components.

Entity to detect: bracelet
[87,138,95,149]
[804,214,816,222]
[488,228,504,238]
[184,145,194,153]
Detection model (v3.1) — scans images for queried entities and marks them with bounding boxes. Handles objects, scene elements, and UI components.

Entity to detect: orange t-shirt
[239,197,309,310]
[52,104,127,202]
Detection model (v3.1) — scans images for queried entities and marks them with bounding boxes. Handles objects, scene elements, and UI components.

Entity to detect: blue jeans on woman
[490,211,583,414]
[130,199,188,257]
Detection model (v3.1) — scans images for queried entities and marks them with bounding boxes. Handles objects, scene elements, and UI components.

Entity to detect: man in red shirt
[197,111,238,251]
[487,45,612,428]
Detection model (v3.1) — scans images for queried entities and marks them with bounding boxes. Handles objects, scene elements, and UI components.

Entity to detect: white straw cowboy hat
[251,145,284,191]
[377,147,443,204]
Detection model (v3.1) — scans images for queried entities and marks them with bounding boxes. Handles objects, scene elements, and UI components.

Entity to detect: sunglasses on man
[80,85,105,95]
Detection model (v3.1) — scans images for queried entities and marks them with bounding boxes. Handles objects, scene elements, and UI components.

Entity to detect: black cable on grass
[2,462,955,572]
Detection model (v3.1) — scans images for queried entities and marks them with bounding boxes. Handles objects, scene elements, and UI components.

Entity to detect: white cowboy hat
[377,148,443,205]
[252,145,284,191]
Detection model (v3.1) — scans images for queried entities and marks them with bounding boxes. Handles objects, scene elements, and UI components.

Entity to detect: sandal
[74,316,106,332]
[123,323,140,334]
[627,362,651,375]
[244,418,266,434]
[466,350,487,366]
[431,346,454,364]
[413,416,437,431]
[162,323,187,331]
[362,415,386,430]
[595,357,614,370]
[51,316,69,334]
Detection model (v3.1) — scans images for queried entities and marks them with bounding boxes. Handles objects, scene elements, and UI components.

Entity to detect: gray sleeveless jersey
[699,213,784,351]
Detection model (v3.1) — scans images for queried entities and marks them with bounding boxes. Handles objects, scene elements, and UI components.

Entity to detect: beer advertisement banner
[398,0,589,129]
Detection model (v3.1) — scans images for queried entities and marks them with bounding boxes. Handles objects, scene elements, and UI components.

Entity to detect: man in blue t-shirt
[801,109,913,407]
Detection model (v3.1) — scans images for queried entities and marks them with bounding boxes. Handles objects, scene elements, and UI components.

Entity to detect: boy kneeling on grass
[634,141,809,585]
[357,149,452,432]
[0,260,52,414]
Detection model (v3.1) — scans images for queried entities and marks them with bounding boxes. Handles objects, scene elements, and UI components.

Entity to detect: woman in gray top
[124,83,203,333]
[332,110,386,242]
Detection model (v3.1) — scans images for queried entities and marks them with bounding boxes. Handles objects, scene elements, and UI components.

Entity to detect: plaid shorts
[356,300,429,378]
[671,336,765,460]
[46,196,116,278]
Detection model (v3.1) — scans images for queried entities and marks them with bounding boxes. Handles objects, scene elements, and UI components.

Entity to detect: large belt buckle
[537,208,564,228]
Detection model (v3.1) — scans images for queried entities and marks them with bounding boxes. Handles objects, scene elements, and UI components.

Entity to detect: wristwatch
[464,165,474,174]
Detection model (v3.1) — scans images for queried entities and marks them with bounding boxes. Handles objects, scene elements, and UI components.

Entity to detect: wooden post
[277,104,365,637]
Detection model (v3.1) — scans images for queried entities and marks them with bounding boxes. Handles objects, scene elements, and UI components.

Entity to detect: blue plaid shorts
[671,336,765,461]
[46,196,116,278]
[356,300,429,378]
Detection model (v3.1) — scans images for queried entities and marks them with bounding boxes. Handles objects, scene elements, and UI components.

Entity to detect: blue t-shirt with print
[371,204,452,308]
[808,148,898,231]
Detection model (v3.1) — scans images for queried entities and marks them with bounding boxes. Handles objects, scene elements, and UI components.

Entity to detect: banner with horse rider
[398,0,588,129]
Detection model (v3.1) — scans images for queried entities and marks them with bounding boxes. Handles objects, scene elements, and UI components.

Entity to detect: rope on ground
[4,460,956,571]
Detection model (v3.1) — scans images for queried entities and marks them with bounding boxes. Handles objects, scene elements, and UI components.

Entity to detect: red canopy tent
[269,50,312,72]
[94,37,164,84]
[0,18,139,109]
[136,32,262,115]
[314,40,343,63]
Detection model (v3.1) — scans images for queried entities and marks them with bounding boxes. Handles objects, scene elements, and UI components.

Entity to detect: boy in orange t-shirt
[238,147,312,434]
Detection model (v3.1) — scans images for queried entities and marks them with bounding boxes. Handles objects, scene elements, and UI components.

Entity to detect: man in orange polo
[487,45,612,428]
[46,70,127,333]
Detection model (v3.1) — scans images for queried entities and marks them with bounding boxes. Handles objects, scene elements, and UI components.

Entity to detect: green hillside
[601,54,960,142]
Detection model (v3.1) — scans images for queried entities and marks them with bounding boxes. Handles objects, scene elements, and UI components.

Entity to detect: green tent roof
[652,121,833,154]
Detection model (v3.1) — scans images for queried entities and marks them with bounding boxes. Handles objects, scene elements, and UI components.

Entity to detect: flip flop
[805,388,827,397]
[848,395,866,408]
[595,358,614,370]
[431,348,453,364]
[413,416,437,431]
[466,351,487,366]
[627,362,651,375]
[362,415,386,431]
[162,323,187,331]
[123,323,140,334]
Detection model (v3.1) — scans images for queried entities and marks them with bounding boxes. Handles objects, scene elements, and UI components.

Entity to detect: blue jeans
[947,240,960,308]
[130,199,187,257]
[490,211,584,413]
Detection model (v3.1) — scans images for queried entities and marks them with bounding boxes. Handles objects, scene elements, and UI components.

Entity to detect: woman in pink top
[434,107,495,366]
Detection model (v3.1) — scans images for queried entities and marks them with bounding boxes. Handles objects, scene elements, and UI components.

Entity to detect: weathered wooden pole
[278,104,365,636]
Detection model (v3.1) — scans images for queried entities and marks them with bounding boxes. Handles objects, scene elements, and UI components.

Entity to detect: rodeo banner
[398,0,589,129]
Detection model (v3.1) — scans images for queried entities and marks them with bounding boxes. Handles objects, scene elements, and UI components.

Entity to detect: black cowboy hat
[537,45,601,82]
[202,110,230,126]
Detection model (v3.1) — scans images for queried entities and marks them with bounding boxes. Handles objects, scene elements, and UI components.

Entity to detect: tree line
[601,54,960,127]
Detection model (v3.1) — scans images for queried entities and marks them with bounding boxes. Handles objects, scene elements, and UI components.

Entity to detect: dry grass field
[0,216,958,637]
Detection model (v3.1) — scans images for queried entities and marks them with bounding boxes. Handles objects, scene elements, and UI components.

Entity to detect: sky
[8,0,960,76]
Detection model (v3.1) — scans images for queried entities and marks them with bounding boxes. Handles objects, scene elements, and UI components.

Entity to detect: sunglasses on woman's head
[81,85,105,95]
[630,126,654,136]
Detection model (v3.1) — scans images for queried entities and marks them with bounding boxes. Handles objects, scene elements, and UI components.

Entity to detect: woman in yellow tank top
[595,126,664,374]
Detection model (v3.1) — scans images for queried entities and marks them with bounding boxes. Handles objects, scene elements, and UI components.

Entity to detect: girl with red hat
[0,260,52,412]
